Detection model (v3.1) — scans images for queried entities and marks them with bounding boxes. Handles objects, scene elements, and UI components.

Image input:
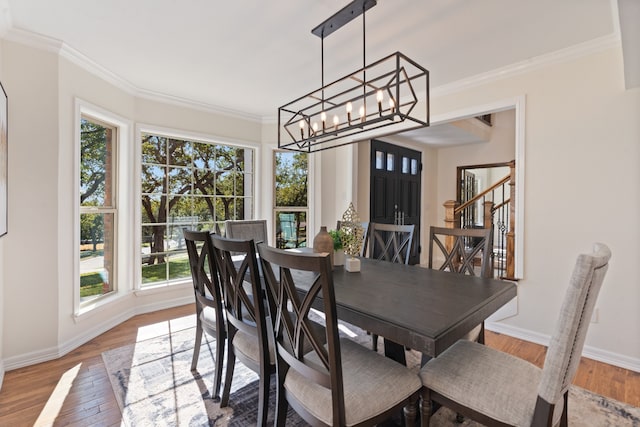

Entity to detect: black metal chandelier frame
[278,0,429,153]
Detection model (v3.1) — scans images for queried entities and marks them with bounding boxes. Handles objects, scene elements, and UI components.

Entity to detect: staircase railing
[443,161,516,280]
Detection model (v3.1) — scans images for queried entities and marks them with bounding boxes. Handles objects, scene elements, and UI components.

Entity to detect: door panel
[370,140,421,264]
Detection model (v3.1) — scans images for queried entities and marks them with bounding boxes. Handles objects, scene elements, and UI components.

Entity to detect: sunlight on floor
[136,314,196,342]
[34,363,81,426]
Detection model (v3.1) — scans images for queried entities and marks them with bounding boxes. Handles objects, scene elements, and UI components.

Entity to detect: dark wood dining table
[295,257,517,363]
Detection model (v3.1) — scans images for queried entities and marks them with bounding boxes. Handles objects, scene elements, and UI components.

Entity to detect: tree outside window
[274,151,308,249]
[80,117,116,302]
[141,133,253,285]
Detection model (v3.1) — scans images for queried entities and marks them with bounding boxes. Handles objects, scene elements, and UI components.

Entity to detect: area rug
[103,323,640,426]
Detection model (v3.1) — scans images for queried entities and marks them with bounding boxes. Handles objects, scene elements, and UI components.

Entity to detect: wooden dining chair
[257,244,422,427]
[368,222,415,264]
[367,222,415,351]
[224,219,268,245]
[428,226,493,344]
[428,226,493,279]
[182,229,226,399]
[210,234,275,426]
[420,243,611,427]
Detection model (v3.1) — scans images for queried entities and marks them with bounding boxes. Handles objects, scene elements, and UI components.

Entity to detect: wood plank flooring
[0,304,637,426]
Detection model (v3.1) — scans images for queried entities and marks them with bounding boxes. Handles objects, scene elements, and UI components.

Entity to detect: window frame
[135,124,260,290]
[273,150,310,249]
[74,100,133,316]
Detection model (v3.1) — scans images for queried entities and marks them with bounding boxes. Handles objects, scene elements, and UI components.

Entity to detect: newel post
[443,200,460,253]
[443,200,459,229]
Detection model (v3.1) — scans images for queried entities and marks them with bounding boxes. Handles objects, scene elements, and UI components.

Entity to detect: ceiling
[2,0,628,129]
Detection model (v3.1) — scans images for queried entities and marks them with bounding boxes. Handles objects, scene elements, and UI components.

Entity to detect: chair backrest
[536,243,611,413]
[210,235,271,368]
[368,222,415,264]
[257,244,346,425]
[182,228,224,321]
[225,219,268,245]
[428,226,493,278]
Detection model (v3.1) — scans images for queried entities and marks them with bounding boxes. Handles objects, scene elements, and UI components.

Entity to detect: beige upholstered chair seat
[199,305,218,330]
[285,338,421,426]
[421,339,564,427]
[232,329,276,365]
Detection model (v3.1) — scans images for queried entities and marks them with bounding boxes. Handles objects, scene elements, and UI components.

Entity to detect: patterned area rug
[102,323,640,426]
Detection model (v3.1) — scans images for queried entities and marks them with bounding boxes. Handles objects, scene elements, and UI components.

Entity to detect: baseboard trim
[3,296,193,371]
[486,322,640,373]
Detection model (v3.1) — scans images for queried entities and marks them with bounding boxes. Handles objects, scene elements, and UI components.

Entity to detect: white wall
[0,40,263,371]
[350,46,640,369]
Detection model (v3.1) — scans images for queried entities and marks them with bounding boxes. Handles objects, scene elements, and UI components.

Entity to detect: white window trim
[267,145,317,247]
[74,99,134,318]
[134,123,261,290]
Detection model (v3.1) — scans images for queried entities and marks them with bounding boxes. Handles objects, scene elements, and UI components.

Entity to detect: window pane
[411,159,418,175]
[168,167,191,194]
[386,153,395,171]
[80,212,114,302]
[141,133,254,286]
[167,251,190,281]
[375,151,384,169]
[142,134,166,164]
[275,151,308,207]
[80,119,113,207]
[275,211,307,249]
[402,157,409,174]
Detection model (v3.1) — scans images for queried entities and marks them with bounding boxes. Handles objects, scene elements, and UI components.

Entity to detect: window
[140,133,254,286]
[79,116,117,304]
[274,151,308,249]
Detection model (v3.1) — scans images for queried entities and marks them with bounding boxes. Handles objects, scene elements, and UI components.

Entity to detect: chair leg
[275,363,289,427]
[256,370,270,426]
[478,322,486,345]
[420,388,433,427]
[561,390,569,427]
[212,333,225,400]
[403,394,418,427]
[220,344,236,408]
[191,322,203,371]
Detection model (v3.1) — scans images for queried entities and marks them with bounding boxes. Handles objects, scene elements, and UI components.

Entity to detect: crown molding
[432,33,621,98]
[2,26,621,123]
[3,27,262,123]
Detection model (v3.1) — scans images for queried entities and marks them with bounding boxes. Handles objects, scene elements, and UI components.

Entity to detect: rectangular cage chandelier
[278,0,429,153]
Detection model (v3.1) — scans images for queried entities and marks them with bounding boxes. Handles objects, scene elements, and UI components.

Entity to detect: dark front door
[370,140,421,264]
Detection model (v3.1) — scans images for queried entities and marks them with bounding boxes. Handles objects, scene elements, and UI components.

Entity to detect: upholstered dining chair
[257,244,422,427]
[419,243,611,427]
[224,219,268,245]
[210,234,275,426]
[367,222,415,351]
[182,229,226,399]
[428,226,493,344]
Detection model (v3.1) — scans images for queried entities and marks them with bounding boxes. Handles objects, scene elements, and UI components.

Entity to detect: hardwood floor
[0,304,637,426]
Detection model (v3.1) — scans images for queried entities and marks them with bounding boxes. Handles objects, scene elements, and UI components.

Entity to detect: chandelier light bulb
[333,114,339,130]
[347,101,353,124]
[321,111,327,131]
[389,98,395,114]
[377,90,383,115]
[359,105,365,122]
[299,119,305,139]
